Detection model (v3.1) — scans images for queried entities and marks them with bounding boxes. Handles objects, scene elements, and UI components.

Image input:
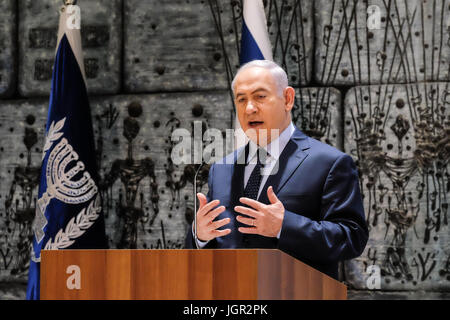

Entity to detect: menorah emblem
[32,133,97,244]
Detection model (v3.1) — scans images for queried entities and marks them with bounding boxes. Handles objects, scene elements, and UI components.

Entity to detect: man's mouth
[248,121,264,128]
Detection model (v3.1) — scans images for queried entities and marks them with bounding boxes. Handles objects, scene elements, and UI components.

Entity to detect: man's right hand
[195,193,231,242]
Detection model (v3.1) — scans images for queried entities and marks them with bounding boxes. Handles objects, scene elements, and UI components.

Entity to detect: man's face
[233,67,293,145]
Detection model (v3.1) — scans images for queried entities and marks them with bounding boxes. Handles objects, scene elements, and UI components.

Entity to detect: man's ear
[284,86,295,112]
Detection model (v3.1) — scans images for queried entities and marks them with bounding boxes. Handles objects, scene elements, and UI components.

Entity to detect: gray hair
[231,60,289,97]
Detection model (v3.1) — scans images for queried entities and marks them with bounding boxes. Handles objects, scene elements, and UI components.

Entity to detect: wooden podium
[41,249,347,300]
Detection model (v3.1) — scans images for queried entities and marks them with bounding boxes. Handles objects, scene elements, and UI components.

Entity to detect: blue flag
[26,4,107,300]
[234,0,274,149]
[240,0,273,64]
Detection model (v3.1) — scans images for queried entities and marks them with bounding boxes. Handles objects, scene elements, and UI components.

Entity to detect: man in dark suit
[185,60,368,280]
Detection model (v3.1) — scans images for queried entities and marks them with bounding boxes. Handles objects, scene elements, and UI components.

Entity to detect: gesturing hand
[234,186,285,238]
[195,193,231,242]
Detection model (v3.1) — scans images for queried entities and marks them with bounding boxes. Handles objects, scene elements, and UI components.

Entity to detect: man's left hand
[235,186,285,237]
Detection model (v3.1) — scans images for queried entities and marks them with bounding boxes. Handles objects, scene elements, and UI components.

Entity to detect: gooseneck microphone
[193,161,206,249]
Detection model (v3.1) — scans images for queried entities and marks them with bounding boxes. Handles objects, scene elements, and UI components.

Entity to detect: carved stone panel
[18,0,121,97]
[0,92,233,282]
[0,99,48,281]
[295,87,342,150]
[124,0,231,92]
[90,93,233,250]
[0,0,16,97]
[344,82,450,290]
[124,0,314,93]
[315,0,450,85]
[266,0,314,86]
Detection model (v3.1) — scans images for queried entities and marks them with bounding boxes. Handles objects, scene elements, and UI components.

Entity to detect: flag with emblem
[26,2,107,300]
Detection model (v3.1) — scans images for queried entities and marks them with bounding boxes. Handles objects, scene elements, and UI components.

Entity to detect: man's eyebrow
[235,87,269,98]
[251,88,269,94]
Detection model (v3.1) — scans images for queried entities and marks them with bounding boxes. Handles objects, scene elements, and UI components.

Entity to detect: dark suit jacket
[185,127,368,280]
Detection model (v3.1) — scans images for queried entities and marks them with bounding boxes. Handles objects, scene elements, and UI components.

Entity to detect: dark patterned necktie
[243,152,263,200]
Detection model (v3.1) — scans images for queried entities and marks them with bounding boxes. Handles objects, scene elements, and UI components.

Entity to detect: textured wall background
[0,0,449,299]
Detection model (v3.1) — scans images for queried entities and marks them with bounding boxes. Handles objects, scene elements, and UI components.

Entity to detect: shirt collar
[247,122,295,165]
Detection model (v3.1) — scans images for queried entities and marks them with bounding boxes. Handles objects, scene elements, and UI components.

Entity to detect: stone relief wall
[0,0,448,299]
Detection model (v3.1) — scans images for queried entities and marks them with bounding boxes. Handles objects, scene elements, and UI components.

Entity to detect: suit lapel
[258,128,310,204]
[230,143,248,206]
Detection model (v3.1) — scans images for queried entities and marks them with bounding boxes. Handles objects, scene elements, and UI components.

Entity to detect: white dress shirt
[195,123,296,248]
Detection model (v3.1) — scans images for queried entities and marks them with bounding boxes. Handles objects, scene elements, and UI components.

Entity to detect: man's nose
[245,101,257,114]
